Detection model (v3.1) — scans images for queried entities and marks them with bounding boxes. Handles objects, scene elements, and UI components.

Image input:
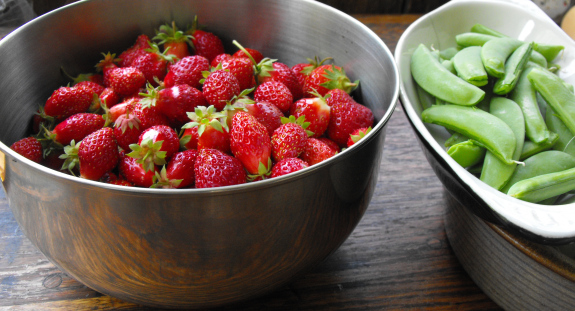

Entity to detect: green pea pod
[442,59,456,74]
[470,23,564,63]
[447,140,486,168]
[520,131,559,160]
[493,42,533,95]
[528,66,575,137]
[481,37,523,78]
[546,106,575,157]
[480,97,525,190]
[475,80,494,112]
[411,44,485,106]
[501,150,575,194]
[508,166,575,203]
[470,23,506,38]
[529,50,548,68]
[415,83,435,110]
[509,66,551,144]
[421,104,516,164]
[439,47,459,60]
[455,32,498,47]
[452,46,488,87]
[445,132,468,148]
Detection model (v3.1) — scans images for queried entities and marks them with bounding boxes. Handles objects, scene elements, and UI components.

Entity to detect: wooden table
[0,15,503,310]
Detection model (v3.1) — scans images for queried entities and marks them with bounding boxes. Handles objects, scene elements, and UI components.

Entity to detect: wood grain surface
[0,14,503,310]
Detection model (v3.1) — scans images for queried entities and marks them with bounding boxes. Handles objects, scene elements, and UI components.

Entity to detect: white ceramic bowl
[396,0,575,244]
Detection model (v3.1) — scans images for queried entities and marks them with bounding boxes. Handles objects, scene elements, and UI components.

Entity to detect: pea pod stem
[421,104,517,164]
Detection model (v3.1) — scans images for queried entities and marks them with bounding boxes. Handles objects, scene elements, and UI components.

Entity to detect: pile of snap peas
[411,23,575,204]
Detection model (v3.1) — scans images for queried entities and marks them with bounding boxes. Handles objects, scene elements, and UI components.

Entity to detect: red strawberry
[77,127,119,180]
[289,93,330,138]
[43,150,67,172]
[153,21,192,60]
[244,101,284,137]
[152,149,198,188]
[113,111,143,151]
[47,113,105,146]
[109,178,134,187]
[211,53,232,68]
[99,87,121,108]
[257,60,303,100]
[179,126,199,150]
[119,155,158,187]
[141,83,206,127]
[44,85,96,121]
[347,127,372,147]
[75,81,105,96]
[127,125,179,172]
[10,137,43,163]
[291,56,333,89]
[194,148,246,188]
[270,157,309,178]
[106,66,147,97]
[118,34,152,67]
[97,52,121,82]
[130,43,174,85]
[182,105,230,153]
[300,137,336,165]
[303,64,358,97]
[221,57,256,91]
[271,116,311,162]
[232,47,264,64]
[230,111,272,176]
[163,55,210,89]
[202,69,241,110]
[325,88,355,107]
[187,16,225,62]
[253,81,293,113]
[317,137,340,153]
[327,101,374,147]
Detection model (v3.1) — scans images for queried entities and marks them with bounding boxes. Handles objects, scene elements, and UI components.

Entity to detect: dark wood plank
[0,14,501,310]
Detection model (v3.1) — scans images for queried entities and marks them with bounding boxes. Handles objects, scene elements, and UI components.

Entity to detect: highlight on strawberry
[10,17,375,189]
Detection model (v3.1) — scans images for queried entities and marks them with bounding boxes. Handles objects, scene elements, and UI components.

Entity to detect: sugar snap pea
[470,23,506,38]
[528,66,575,137]
[508,166,575,203]
[411,44,485,106]
[481,37,524,78]
[455,32,498,47]
[520,132,559,160]
[445,132,468,148]
[480,97,525,190]
[529,51,548,68]
[452,46,488,87]
[439,47,459,60]
[447,140,485,168]
[415,83,435,110]
[501,150,575,194]
[546,106,575,157]
[421,104,516,164]
[493,42,533,95]
[509,66,551,144]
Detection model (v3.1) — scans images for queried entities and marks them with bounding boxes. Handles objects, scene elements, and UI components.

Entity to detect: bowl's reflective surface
[396,0,575,244]
[0,0,399,308]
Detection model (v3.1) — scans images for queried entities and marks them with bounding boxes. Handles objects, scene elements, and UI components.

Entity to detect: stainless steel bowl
[0,0,399,308]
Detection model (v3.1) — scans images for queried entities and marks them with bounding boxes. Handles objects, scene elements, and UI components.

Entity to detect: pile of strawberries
[10,19,374,189]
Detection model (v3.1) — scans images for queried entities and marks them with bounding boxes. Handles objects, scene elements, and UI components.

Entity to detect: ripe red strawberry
[99,87,121,108]
[179,126,199,150]
[119,154,158,187]
[194,148,246,188]
[127,125,179,172]
[300,137,336,165]
[113,110,143,151]
[257,60,303,100]
[163,55,210,89]
[44,85,97,121]
[271,116,311,162]
[202,69,241,110]
[232,47,264,64]
[152,149,199,188]
[327,101,374,147]
[118,34,152,67]
[270,157,309,178]
[183,105,230,153]
[75,80,105,96]
[347,127,372,147]
[43,150,66,172]
[253,81,293,113]
[230,111,272,176]
[76,127,120,180]
[153,22,192,60]
[106,66,146,97]
[130,43,175,85]
[109,178,134,187]
[303,64,358,97]
[291,56,332,88]
[325,88,355,106]
[10,137,43,163]
[221,57,255,91]
[187,16,225,62]
[317,137,340,153]
[211,53,232,68]
[158,84,206,126]
[289,93,330,138]
[47,113,105,146]
[244,101,284,137]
